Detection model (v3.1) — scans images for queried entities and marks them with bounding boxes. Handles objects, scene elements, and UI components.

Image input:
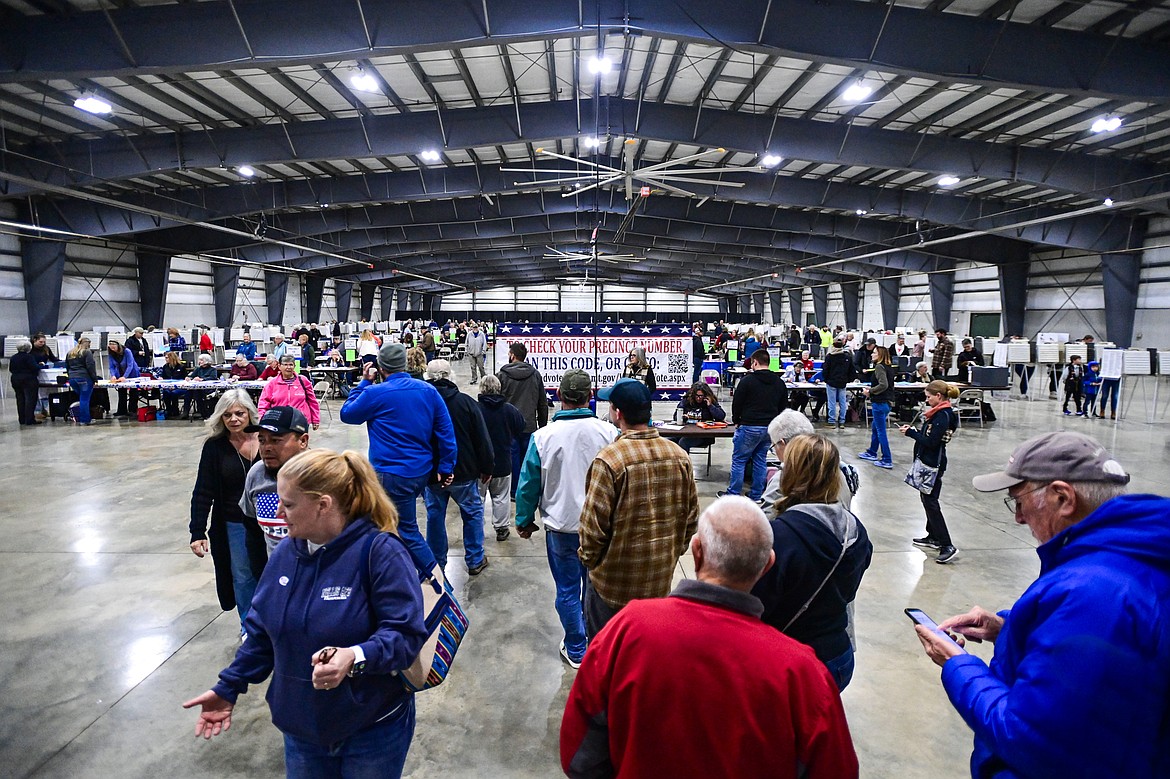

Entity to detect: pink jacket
[257,374,321,426]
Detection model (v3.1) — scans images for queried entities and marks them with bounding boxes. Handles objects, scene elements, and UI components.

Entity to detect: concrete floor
[2,365,1168,778]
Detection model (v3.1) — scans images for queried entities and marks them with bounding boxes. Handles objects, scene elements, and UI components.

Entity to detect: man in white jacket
[515,369,617,669]
[465,322,488,382]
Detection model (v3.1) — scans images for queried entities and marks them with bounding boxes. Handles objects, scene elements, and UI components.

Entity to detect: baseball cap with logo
[245,406,310,435]
[559,369,593,404]
[972,431,1130,492]
[597,377,652,414]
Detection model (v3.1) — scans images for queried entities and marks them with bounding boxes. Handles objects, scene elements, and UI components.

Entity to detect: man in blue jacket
[914,431,1170,779]
[340,343,457,571]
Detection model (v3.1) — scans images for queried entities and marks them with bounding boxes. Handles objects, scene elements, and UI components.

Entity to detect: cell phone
[905,608,966,653]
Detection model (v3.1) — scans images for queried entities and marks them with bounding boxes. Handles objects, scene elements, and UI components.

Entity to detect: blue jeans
[378,472,438,571]
[728,424,771,501]
[866,402,892,463]
[547,530,588,662]
[225,522,258,631]
[284,697,415,779]
[424,480,486,569]
[1099,378,1120,413]
[510,432,532,497]
[823,647,855,692]
[825,386,848,424]
[68,378,93,424]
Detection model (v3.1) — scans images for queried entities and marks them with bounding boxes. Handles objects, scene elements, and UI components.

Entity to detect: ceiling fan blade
[642,181,699,198]
[538,148,623,174]
[639,174,747,187]
[641,165,755,175]
[635,148,725,175]
[625,140,636,202]
[562,173,625,198]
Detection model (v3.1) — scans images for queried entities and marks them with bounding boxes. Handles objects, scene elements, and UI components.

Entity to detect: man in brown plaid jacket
[579,378,700,638]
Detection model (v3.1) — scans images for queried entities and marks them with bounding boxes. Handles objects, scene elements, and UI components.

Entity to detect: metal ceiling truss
[3,0,1168,102]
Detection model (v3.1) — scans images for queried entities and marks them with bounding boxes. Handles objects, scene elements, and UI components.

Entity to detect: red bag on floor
[137,406,157,422]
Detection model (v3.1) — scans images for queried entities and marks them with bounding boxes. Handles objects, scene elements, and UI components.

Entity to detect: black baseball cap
[245,406,309,435]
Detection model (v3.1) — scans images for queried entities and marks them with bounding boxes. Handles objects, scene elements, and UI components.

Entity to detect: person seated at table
[236,332,257,361]
[324,335,345,358]
[666,382,726,453]
[912,361,931,383]
[325,349,355,391]
[229,353,258,382]
[187,354,220,420]
[160,352,189,418]
[258,355,280,380]
[107,339,142,419]
[167,327,187,352]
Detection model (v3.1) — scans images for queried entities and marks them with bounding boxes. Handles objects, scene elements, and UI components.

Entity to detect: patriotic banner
[494,323,695,401]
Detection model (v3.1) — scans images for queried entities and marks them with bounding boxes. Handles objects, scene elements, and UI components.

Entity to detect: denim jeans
[1099,378,1121,413]
[823,647,855,692]
[225,521,259,631]
[510,432,533,497]
[825,386,848,424]
[424,480,486,569]
[68,378,93,424]
[478,475,512,528]
[727,424,771,501]
[378,471,438,571]
[865,402,892,463]
[547,530,588,662]
[283,697,415,779]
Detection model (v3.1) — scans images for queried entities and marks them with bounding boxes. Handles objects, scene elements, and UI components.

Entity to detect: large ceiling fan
[504,139,754,201]
[544,245,641,264]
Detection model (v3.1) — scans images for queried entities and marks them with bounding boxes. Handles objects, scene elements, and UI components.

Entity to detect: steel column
[840,281,860,330]
[811,286,828,326]
[929,270,956,333]
[136,250,170,329]
[788,288,802,325]
[20,239,66,335]
[334,280,353,323]
[380,287,394,321]
[879,273,901,331]
[359,282,377,321]
[265,271,289,326]
[1102,252,1142,348]
[752,293,766,321]
[212,264,239,329]
[304,276,326,323]
[998,262,1029,337]
[768,291,784,323]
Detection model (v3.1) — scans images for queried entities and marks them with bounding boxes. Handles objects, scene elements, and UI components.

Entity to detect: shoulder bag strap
[782,532,849,632]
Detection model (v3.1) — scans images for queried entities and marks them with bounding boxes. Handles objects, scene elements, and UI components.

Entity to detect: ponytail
[342,451,398,532]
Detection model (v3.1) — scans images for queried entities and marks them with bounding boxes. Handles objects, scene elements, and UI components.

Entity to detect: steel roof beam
[5,98,1164,214]
[3,0,1168,101]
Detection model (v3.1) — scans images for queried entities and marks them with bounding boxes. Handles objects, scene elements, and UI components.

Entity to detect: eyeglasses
[1004,483,1049,514]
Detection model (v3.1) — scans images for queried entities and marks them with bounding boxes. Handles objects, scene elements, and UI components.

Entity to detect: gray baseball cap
[972,431,1130,492]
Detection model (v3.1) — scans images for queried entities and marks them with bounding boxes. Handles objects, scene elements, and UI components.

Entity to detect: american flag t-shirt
[255,491,288,541]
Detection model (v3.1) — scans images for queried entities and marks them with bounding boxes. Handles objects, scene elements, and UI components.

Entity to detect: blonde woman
[65,338,99,425]
[189,390,265,635]
[751,434,872,691]
[358,329,381,366]
[185,449,427,776]
[406,346,427,380]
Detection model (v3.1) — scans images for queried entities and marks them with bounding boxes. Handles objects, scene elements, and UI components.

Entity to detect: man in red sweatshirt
[561,495,858,779]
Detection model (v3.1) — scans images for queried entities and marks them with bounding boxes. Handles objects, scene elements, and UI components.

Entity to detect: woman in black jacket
[751,434,872,691]
[190,389,267,637]
[899,380,960,565]
[621,347,656,392]
[65,337,99,425]
[858,346,896,469]
[10,342,41,425]
[668,381,726,452]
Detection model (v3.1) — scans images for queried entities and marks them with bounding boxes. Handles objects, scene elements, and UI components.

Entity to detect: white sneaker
[559,641,582,670]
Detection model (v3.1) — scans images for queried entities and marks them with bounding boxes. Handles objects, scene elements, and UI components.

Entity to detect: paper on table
[659,423,685,431]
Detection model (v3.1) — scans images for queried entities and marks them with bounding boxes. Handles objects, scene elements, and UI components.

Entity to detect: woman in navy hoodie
[185,449,427,777]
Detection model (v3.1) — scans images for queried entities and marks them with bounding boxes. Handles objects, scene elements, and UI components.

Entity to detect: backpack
[359,532,469,692]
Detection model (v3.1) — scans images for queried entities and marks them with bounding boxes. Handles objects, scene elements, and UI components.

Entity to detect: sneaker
[716,490,738,498]
[912,536,941,550]
[754,497,768,508]
[468,557,490,576]
[857,451,879,461]
[1063,410,1072,415]
[936,546,960,564]
[1076,411,1085,417]
[559,641,582,670]
[874,460,894,470]
[495,527,510,542]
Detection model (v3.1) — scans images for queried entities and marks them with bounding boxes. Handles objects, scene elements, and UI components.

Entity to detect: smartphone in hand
[905,608,967,654]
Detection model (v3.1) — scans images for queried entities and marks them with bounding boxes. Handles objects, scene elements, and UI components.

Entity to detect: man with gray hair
[759,410,860,511]
[422,359,495,575]
[562,496,858,778]
[477,374,525,541]
[915,431,1170,779]
[465,322,488,383]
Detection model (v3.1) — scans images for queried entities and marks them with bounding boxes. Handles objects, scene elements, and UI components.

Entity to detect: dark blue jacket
[904,406,957,472]
[478,393,526,477]
[430,379,494,484]
[212,520,427,747]
[108,349,140,379]
[340,373,457,478]
[236,341,257,360]
[941,494,1170,779]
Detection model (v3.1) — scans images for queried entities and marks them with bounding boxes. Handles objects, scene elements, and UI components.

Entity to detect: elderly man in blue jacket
[914,431,1170,779]
[340,343,457,571]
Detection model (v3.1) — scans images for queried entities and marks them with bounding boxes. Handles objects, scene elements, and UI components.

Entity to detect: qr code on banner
[667,354,690,374]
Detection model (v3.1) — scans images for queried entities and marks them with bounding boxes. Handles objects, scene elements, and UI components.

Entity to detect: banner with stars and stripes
[493,323,697,401]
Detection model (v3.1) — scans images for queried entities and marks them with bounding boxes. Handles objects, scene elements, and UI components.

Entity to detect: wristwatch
[347,645,367,677]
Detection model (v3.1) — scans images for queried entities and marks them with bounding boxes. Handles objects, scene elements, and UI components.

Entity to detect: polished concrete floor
[2,367,1168,778]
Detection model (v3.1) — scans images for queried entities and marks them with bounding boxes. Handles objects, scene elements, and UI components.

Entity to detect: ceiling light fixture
[841,81,872,103]
[760,154,782,167]
[237,165,256,178]
[587,56,613,75]
[1091,116,1123,133]
[349,71,379,93]
[855,209,868,216]
[420,150,441,162]
[583,136,601,149]
[1104,197,1114,207]
[938,175,960,186]
[74,95,113,115]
